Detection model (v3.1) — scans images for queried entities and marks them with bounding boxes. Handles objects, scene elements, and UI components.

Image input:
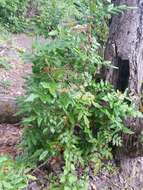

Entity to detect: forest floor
[0,33,143,190]
[0,33,33,156]
[0,33,32,97]
[0,123,21,157]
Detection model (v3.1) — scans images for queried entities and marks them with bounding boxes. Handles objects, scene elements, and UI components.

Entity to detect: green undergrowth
[0,156,33,190]
[16,1,142,190]
[0,0,28,32]
[0,24,10,41]
[19,35,141,189]
[0,0,128,37]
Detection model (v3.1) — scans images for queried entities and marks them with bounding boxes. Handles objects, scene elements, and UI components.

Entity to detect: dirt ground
[0,33,34,156]
[0,124,21,157]
[0,33,46,97]
[0,33,33,97]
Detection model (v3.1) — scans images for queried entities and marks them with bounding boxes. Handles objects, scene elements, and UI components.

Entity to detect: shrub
[0,0,28,32]
[33,0,67,36]
[0,156,32,190]
[19,1,141,189]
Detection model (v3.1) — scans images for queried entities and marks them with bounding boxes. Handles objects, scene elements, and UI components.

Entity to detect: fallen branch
[0,95,21,124]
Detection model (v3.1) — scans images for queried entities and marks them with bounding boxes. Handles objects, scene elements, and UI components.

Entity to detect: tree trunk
[104,0,143,155]
[105,0,143,102]
[95,157,143,190]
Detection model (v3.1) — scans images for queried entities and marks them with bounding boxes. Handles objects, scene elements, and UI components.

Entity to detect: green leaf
[68,174,77,184]
[83,115,89,127]
[25,94,38,102]
[0,156,8,164]
[59,93,71,109]
[48,30,58,36]
[37,117,43,127]
[39,94,52,104]
[92,102,102,108]
[122,127,134,135]
[39,150,48,161]
[40,82,49,89]
[40,82,57,96]
[2,181,13,189]
[23,116,36,124]
[64,186,71,190]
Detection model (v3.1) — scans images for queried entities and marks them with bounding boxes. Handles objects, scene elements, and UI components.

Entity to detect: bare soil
[0,124,21,157]
[0,33,33,97]
[0,33,34,155]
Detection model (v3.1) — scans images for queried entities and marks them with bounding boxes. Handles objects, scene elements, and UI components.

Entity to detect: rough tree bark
[104,0,143,134]
[105,0,143,100]
[102,0,143,159]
